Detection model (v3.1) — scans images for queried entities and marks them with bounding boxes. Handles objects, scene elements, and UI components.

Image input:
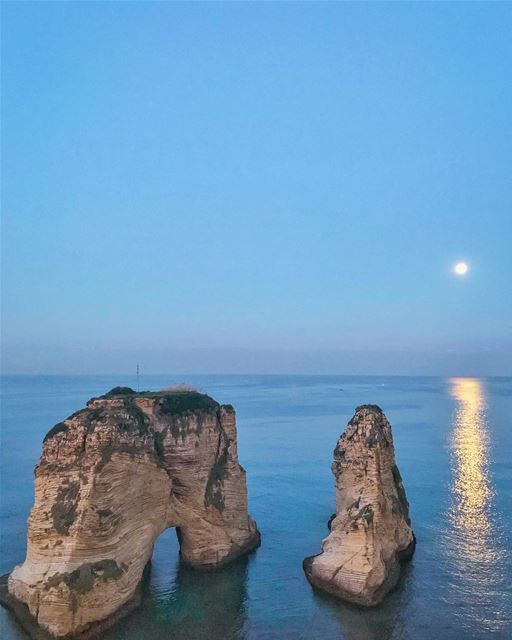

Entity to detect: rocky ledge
[303,405,415,606]
[3,387,260,639]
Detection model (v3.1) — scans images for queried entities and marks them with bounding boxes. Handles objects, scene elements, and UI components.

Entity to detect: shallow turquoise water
[1,375,511,639]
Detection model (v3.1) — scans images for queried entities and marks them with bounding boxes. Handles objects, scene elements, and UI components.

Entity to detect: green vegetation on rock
[157,391,219,416]
[43,389,225,449]
[100,387,136,398]
[222,403,235,413]
[43,422,68,442]
[94,387,220,417]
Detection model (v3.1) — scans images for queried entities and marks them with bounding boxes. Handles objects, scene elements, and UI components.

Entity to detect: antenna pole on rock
[136,364,140,392]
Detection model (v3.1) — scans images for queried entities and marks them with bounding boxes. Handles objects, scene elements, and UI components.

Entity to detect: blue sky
[2,2,511,375]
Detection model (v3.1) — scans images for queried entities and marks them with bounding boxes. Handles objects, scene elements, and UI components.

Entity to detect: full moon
[454,261,469,276]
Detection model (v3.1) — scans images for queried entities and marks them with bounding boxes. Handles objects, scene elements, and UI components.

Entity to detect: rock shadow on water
[310,561,414,640]
[106,554,251,640]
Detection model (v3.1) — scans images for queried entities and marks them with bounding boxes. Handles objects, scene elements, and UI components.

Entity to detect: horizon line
[1,372,511,379]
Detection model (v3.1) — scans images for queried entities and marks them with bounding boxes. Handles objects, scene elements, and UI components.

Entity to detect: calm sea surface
[1,375,511,640]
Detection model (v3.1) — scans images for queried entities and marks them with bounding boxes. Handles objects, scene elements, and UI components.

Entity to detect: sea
[1,375,511,640]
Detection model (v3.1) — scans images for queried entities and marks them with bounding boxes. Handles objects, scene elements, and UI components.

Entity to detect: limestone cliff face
[303,405,415,606]
[8,388,260,638]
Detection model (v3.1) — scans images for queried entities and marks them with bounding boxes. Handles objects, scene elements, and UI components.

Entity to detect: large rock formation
[5,387,260,638]
[303,405,415,606]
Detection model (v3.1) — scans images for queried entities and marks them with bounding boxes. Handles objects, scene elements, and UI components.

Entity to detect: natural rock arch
[7,388,260,638]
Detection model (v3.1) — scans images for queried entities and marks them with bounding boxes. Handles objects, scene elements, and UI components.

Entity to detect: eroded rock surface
[7,387,259,638]
[303,405,415,606]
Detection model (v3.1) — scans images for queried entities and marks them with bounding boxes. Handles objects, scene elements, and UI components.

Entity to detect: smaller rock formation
[4,387,259,639]
[303,405,415,606]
